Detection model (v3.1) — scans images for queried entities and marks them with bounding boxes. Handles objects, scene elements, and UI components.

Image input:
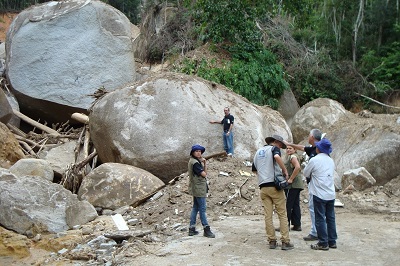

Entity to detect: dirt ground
[1,155,400,265]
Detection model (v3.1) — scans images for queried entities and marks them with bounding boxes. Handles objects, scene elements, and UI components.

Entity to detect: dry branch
[204,151,227,160]
[12,109,60,136]
[356,93,400,109]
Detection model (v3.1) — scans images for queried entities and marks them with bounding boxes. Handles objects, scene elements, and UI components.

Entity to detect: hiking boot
[281,242,294,250]
[188,227,199,236]
[269,240,277,249]
[329,243,337,249]
[203,226,215,238]
[291,225,302,231]
[303,234,318,241]
[311,243,329,250]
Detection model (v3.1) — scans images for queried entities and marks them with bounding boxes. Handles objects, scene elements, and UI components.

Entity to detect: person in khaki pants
[252,135,294,250]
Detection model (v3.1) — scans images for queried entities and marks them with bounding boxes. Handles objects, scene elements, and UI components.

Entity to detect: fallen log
[204,151,227,160]
[12,109,60,136]
[71,113,89,124]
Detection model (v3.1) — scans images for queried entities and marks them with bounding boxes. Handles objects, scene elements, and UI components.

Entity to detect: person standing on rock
[187,144,215,238]
[284,128,323,242]
[303,138,337,250]
[210,107,234,157]
[252,135,294,250]
[284,146,304,231]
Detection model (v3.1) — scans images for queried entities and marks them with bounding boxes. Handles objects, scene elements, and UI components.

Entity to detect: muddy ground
[1,155,400,265]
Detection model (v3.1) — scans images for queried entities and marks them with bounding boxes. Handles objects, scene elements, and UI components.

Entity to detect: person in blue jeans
[210,107,234,156]
[303,138,337,250]
[188,144,215,238]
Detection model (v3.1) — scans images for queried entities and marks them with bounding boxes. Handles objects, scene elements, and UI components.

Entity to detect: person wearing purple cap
[303,138,337,250]
[188,144,215,238]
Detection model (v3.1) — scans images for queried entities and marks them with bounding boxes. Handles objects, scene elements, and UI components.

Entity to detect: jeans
[189,197,209,228]
[223,131,234,155]
[308,191,317,236]
[313,195,337,246]
[285,188,301,227]
[260,187,290,243]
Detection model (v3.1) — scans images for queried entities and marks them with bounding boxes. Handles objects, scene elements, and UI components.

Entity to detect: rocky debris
[89,72,292,183]
[5,0,138,123]
[78,163,165,210]
[342,167,376,191]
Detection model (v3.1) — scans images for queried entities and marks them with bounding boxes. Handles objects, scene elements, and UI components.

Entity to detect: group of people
[186,107,338,251]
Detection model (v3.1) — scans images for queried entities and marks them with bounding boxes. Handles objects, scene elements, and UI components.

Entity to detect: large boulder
[0,170,98,235]
[329,113,400,185]
[5,0,137,123]
[291,98,350,143]
[78,163,165,210]
[89,72,292,183]
[290,98,400,185]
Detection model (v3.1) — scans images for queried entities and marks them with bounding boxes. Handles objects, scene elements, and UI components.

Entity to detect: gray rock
[291,98,350,143]
[5,0,137,123]
[89,72,292,182]
[66,200,98,228]
[342,167,376,191]
[78,163,165,210]
[0,172,97,235]
[9,158,54,182]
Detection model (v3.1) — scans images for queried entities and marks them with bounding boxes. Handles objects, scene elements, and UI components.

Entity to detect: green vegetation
[2,0,398,110]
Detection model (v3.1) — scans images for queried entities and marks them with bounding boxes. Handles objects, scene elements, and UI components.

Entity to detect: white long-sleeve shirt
[303,153,335,200]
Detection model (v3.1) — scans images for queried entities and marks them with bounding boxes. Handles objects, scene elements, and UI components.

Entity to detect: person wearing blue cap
[303,138,337,250]
[188,144,215,238]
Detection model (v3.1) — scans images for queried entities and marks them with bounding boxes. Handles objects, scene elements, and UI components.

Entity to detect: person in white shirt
[303,138,337,250]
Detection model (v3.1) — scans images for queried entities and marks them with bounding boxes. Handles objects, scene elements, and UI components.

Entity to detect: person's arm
[283,141,305,151]
[288,155,301,184]
[274,154,288,178]
[200,157,207,178]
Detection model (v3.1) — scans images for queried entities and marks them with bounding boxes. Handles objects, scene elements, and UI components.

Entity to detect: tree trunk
[353,0,365,66]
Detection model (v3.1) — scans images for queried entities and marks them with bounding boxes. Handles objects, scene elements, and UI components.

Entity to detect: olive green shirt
[284,154,304,190]
[188,157,207,197]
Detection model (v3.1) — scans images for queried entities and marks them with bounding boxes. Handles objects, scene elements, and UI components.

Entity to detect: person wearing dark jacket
[188,144,215,238]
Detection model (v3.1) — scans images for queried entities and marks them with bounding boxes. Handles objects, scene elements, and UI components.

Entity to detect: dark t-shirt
[221,114,234,131]
[193,160,204,176]
[304,146,317,159]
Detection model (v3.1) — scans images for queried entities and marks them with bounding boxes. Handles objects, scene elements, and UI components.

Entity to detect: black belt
[259,182,274,188]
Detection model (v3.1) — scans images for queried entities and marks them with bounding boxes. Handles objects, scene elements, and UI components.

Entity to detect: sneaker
[329,243,337,249]
[311,243,329,251]
[291,225,302,231]
[227,153,233,157]
[269,240,277,249]
[303,234,318,241]
[281,242,294,250]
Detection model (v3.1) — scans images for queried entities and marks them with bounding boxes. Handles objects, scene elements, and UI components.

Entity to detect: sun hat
[265,134,287,149]
[190,144,206,155]
[315,138,332,155]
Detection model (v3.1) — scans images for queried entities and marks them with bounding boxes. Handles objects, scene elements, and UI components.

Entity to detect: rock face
[0,170,98,235]
[78,163,165,210]
[290,98,350,143]
[89,72,292,182]
[9,158,54,182]
[5,0,137,123]
[329,113,400,185]
[290,99,400,185]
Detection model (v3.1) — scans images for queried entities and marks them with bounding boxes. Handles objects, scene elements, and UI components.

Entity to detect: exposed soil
[1,155,400,265]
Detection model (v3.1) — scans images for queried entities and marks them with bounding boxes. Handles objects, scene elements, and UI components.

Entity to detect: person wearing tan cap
[252,134,294,250]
